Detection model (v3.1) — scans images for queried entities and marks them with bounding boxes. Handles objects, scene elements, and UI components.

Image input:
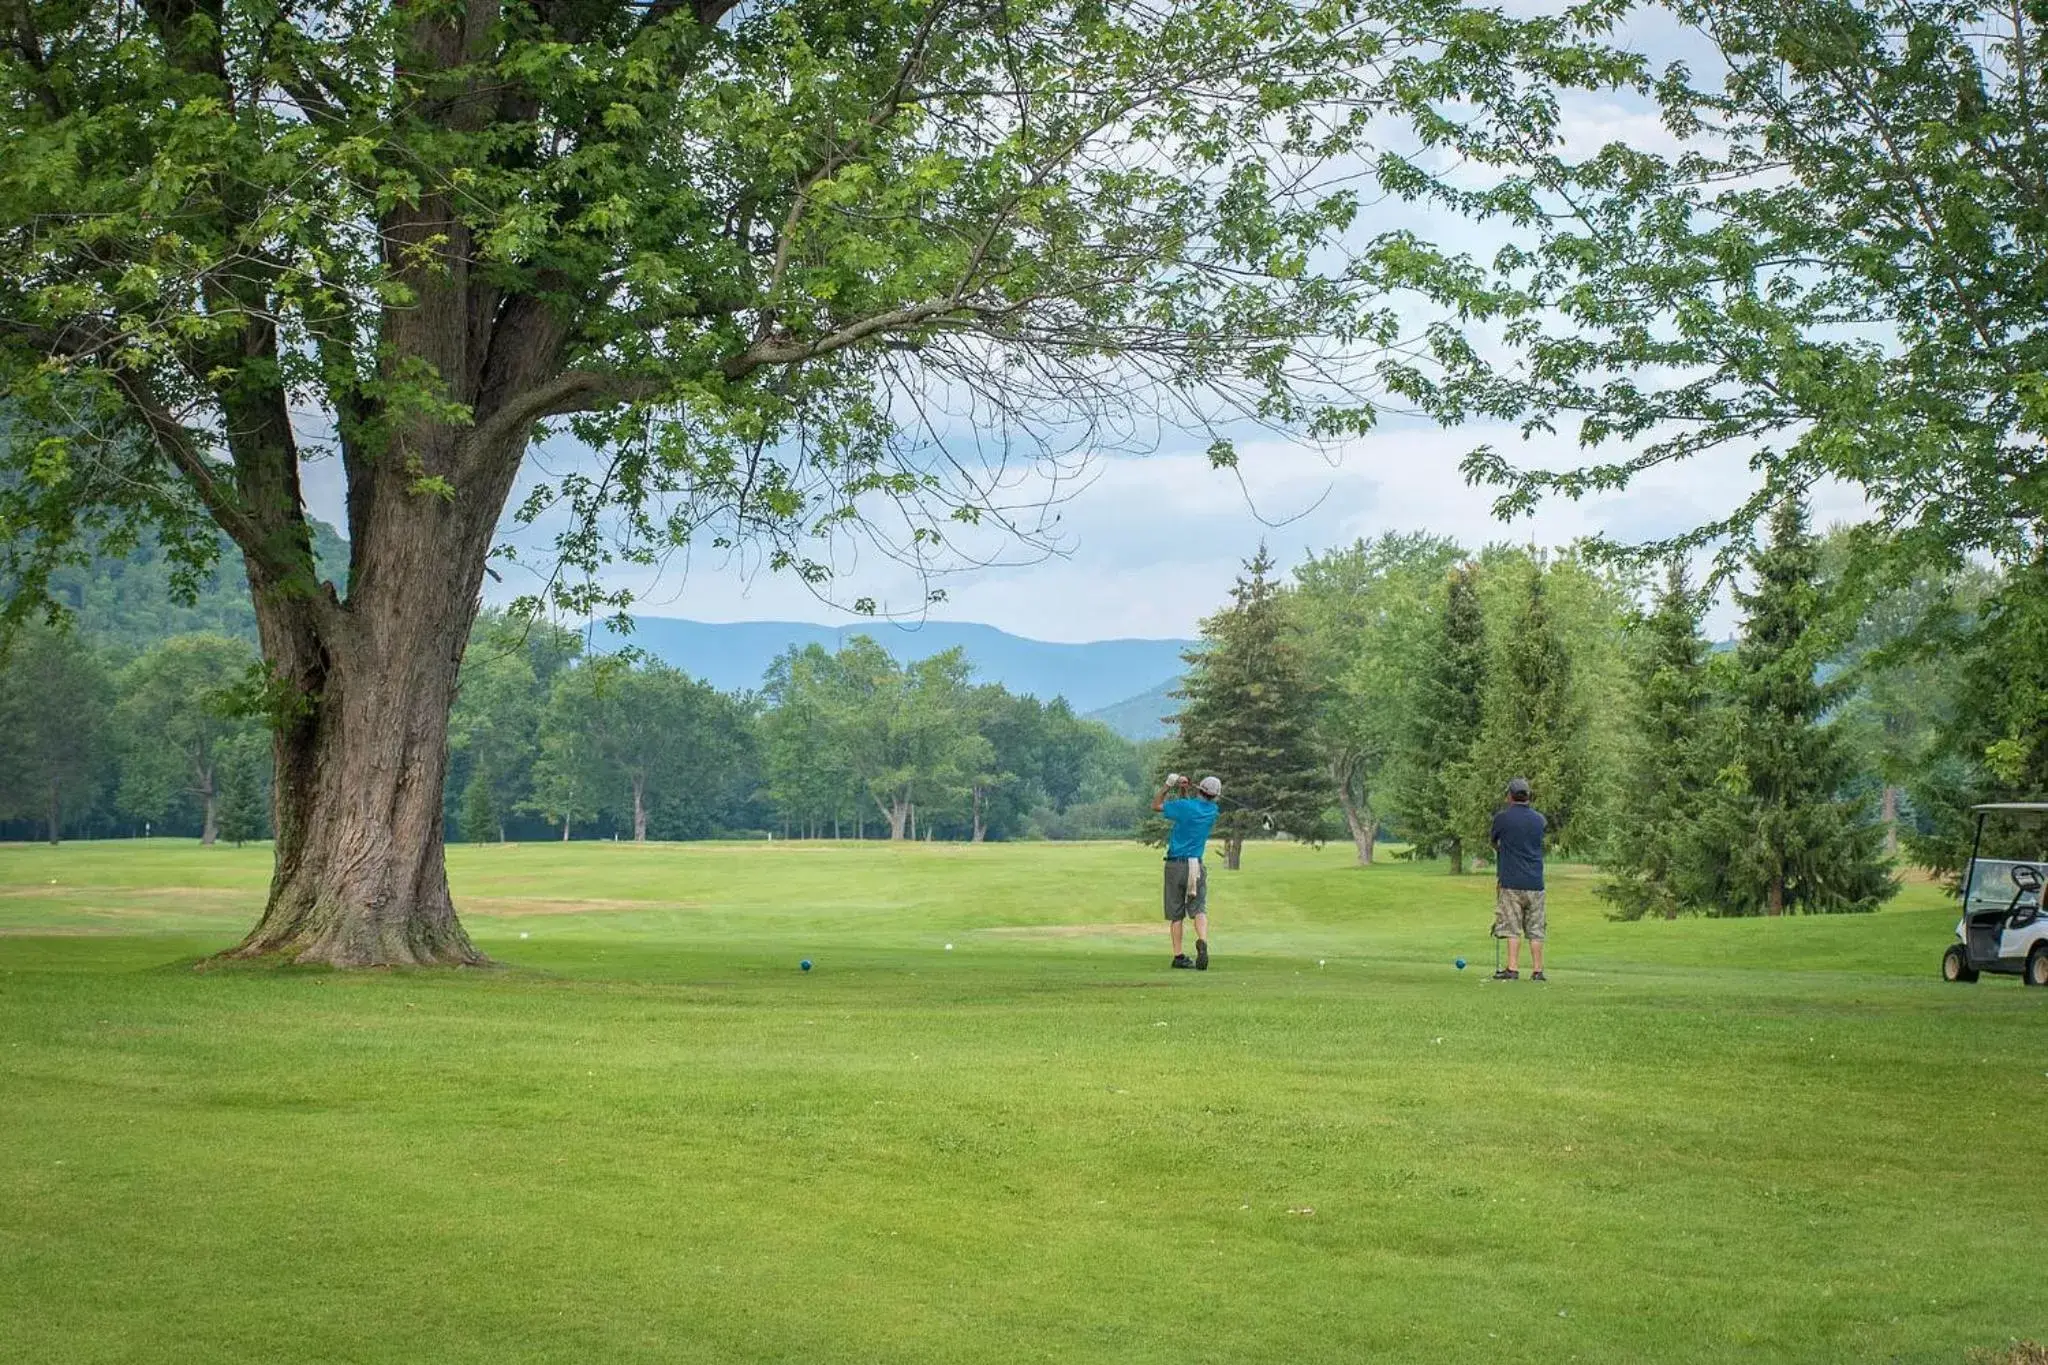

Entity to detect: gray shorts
[1163,858,1209,921]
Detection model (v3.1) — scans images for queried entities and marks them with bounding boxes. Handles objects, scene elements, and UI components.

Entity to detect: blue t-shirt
[1490,803,1547,890]
[1162,798,1219,860]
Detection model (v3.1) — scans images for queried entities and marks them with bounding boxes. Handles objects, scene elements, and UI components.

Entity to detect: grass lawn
[2,838,2044,1364]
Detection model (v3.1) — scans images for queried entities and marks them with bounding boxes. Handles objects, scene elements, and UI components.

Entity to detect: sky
[296,16,1825,645]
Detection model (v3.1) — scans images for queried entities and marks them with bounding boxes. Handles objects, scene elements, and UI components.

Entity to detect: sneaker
[1530,971,1547,982]
[1491,968,1519,981]
[1171,954,1196,969]
[1195,939,1209,971]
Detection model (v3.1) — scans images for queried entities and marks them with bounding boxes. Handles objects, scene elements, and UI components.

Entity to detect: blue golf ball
[1455,957,1467,970]
[800,959,813,972]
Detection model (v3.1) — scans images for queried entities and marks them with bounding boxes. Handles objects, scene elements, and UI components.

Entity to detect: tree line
[8,495,2034,915]
[0,613,1155,848]
[1158,499,2030,916]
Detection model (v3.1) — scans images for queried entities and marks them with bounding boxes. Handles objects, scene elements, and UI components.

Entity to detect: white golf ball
[944,943,954,951]
[518,931,530,940]
[1319,959,1326,967]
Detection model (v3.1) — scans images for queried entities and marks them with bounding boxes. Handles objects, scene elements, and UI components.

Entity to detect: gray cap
[1197,775,1222,797]
[1506,777,1531,798]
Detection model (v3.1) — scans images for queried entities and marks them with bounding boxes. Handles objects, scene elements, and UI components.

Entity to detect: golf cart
[1942,802,2048,986]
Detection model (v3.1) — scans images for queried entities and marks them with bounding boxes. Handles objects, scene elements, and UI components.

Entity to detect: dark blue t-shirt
[1491,803,1547,890]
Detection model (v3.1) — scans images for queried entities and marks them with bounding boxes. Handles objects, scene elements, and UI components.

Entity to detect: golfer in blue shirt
[1154,773,1222,970]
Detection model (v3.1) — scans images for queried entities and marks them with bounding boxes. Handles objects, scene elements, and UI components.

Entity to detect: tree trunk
[224,526,490,966]
[45,779,60,846]
[199,766,218,847]
[498,820,507,844]
[1767,875,1784,917]
[885,796,909,840]
[561,815,571,841]
[1225,835,1243,871]
[1447,835,1464,874]
[227,627,483,966]
[972,786,986,843]
[909,802,917,841]
[1882,785,1900,857]
[632,776,647,843]
[1333,763,1373,866]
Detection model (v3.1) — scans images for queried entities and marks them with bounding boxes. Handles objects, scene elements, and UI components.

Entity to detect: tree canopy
[1375,0,2048,573]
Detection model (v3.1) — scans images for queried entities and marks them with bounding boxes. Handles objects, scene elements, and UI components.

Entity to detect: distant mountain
[48,522,350,657]
[1085,677,1182,741]
[613,616,1195,714]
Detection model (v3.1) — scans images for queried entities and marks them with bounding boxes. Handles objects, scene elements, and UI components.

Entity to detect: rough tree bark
[45,780,60,847]
[1225,835,1243,871]
[632,776,648,843]
[1882,785,1900,857]
[971,786,987,842]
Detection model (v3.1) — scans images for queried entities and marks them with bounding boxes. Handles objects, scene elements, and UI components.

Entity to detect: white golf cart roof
[1971,803,2048,814]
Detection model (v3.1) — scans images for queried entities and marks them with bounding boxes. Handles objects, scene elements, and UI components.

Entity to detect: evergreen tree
[1167,546,1326,870]
[1708,499,1896,915]
[1600,563,1723,919]
[1396,562,1487,871]
[460,764,499,845]
[1473,561,1590,855]
[214,735,268,847]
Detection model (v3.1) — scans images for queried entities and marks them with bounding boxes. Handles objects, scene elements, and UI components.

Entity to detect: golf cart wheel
[1942,946,1979,984]
[2027,945,2048,988]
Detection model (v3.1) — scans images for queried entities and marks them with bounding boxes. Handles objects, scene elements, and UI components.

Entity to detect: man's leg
[1529,892,1547,976]
[1165,863,1191,964]
[1506,935,1521,973]
[1531,939,1544,974]
[1192,911,1209,969]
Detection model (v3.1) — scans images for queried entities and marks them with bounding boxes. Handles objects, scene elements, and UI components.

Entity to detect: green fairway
[2,839,2043,1364]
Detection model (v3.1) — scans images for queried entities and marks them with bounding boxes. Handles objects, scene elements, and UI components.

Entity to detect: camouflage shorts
[1493,887,1546,941]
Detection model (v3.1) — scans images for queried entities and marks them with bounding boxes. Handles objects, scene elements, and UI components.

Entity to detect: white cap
[1197,775,1222,797]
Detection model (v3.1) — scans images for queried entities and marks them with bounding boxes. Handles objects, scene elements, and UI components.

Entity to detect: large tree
[1,1,1443,963]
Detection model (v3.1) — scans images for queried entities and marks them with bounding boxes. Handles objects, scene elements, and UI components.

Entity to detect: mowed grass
[2,839,2045,1364]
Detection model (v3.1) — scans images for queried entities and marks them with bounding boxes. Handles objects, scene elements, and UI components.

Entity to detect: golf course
[3,839,2043,1363]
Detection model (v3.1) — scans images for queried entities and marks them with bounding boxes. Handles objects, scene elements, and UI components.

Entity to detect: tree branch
[462,370,670,461]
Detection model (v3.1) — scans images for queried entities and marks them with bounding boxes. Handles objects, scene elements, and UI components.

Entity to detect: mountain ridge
[610,616,1194,720]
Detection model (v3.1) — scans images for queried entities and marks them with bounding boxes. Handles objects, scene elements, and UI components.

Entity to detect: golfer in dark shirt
[1489,777,1547,981]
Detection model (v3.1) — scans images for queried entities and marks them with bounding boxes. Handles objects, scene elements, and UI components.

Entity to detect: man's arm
[1153,774,1188,813]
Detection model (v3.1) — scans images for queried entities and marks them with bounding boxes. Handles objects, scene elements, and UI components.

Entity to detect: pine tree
[214,738,268,847]
[1167,546,1326,869]
[1599,563,1723,918]
[461,763,498,845]
[1708,499,1896,915]
[1397,562,1487,871]
[1474,561,1590,854]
